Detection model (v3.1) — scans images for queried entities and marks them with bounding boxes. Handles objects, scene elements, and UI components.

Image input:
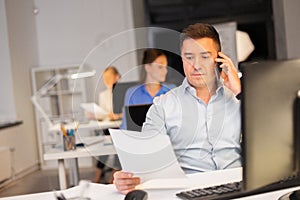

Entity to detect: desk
[44,136,116,190]
[1,168,300,200]
[49,119,122,132]
[44,120,121,190]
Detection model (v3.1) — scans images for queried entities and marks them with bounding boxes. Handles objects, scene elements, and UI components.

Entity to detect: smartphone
[216,56,222,73]
[214,62,221,81]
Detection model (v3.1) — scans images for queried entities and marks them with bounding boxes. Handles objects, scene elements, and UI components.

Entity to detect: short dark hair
[180,23,221,52]
[142,49,166,65]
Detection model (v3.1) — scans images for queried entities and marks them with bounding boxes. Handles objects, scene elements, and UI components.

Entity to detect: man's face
[181,37,218,90]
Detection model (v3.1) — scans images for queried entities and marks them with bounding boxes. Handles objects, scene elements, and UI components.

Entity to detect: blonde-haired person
[98,66,122,120]
[92,66,122,183]
[86,66,122,121]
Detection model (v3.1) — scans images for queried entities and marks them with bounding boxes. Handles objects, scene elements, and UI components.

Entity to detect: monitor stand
[279,190,300,200]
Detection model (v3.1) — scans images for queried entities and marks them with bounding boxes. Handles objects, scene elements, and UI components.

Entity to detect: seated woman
[120,49,176,130]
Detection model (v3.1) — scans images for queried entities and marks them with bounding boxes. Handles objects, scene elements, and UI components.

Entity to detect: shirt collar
[181,78,224,96]
[141,84,147,94]
[141,83,170,96]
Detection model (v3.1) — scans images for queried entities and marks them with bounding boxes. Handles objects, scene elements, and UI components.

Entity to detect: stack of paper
[109,129,189,189]
[80,103,108,118]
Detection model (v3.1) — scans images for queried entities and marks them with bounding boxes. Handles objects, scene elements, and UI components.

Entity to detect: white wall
[33,0,139,99]
[34,0,134,65]
[273,0,300,59]
[0,0,16,122]
[1,0,40,176]
[282,0,300,59]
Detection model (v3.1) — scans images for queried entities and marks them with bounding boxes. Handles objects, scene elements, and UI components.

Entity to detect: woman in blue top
[120,49,175,129]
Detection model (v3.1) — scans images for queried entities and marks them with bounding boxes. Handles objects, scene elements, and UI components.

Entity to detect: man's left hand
[215,52,241,95]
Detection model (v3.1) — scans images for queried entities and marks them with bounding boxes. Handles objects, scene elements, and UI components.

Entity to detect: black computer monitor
[241,59,300,194]
[112,81,139,114]
[125,104,152,131]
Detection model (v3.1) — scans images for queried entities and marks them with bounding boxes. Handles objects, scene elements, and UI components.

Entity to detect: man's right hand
[113,171,141,194]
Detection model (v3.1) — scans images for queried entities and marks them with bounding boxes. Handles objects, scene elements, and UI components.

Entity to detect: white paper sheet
[109,129,189,189]
[80,103,108,117]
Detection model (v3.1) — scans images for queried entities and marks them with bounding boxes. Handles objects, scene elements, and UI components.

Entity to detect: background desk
[45,120,121,189]
[44,135,116,190]
[1,168,300,200]
[49,119,122,132]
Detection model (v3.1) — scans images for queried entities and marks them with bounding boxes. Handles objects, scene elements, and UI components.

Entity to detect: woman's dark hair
[180,23,221,52]
[142,49,166,65]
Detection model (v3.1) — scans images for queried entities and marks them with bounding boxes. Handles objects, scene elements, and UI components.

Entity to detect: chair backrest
[112,81,139,114]
[125,104,152,131]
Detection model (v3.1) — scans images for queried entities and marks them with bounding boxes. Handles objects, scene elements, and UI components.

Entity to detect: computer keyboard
[176,174,300,200]
[176,181,242,200]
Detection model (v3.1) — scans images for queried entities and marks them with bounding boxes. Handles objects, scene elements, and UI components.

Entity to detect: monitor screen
[241,58,300,192]
[112,81,139,114]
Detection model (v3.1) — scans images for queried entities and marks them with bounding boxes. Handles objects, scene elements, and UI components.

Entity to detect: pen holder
[63,135,76,151]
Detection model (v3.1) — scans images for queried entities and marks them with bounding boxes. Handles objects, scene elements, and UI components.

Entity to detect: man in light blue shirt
[114,23,242,194]
[142,78,241,174]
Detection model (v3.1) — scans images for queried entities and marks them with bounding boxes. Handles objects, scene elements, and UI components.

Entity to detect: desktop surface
[43,135,116,160]
[2,168,300,200]
[48,119,121,132]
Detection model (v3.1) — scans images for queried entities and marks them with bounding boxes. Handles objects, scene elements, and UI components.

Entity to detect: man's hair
[142,49,166,65]
[180,23,221,52]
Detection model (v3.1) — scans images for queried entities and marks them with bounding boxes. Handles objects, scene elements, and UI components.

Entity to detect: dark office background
[143,0,275,77]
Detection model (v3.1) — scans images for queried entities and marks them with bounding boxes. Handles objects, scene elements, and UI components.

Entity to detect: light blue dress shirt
[120,83,175,129]
[142,78,241,174]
